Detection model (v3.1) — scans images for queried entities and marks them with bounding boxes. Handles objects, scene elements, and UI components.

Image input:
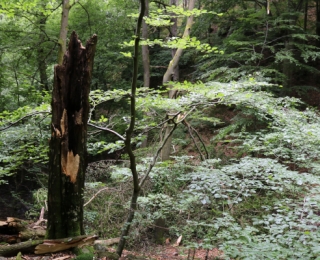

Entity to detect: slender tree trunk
[142,0,150,89]
[316,0,320,40]
[140,0,150,148]
[116,0,145,256]
[161,0,195,161]
[37,13,49,92]
[304,0,308,31]
[47,32,97,239]
[57,0,71,65]
[282,0,298,88]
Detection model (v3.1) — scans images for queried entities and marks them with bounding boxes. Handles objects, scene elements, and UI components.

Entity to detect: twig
[141,113,180,134]
[139,112,180,187]
[77,1,92,35]
[188,124,209,159]
[258,20,269,66]
[88,122,125,141]
[185,121,205,161]
[84,187,114,207]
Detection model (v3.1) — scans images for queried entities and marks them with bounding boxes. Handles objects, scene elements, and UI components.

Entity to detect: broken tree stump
[47,31,97,239]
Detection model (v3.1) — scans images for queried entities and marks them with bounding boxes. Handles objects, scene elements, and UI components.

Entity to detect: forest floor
[118,245,223,259]
[2,245,222,259]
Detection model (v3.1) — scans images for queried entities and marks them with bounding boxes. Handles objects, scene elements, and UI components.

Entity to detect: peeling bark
[47,32,97,239]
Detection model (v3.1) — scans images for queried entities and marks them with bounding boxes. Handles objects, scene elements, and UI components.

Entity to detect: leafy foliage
[2,0,320,258]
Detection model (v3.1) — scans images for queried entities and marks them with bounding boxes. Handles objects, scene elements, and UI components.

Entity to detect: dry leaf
[53,256,71,260]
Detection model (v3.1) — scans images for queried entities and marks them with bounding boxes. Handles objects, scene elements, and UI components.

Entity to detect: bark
[47,31,97,239]
[37,11,49,92]
[0,240,44,257]
[94,238,120,246]
[0,217,45,244]
[0,235,97,257]
[316,0,320,40]
[141,0,150,148]
[162,0,195,86]
[304,0,308,32]
[161,0,195,161]
[35,235,97,254]
[116,0,145,256]
[142,0,150,90]
[57,0,71,65]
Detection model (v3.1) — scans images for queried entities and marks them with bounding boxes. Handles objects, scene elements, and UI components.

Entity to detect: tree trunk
[47,31,97,239]
[141,0,150,148]
[37,10,49,92]
[116,0,145,256]
[57,0,71,65]
[142,0,150,90]
[161,0,195,161]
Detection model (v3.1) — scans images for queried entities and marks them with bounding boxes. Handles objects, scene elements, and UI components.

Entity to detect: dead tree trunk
[47,31,97,239]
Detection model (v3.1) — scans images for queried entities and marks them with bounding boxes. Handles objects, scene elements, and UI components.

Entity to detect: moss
[75,252,94,260]
[74,245,94,255]
[16,252,22,260]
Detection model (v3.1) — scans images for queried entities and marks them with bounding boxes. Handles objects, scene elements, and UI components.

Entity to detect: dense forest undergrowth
[2,0,320,259]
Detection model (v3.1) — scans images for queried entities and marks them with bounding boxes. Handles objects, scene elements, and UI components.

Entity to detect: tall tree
[116,0,145,255]
[161,0,196,161]
[47,32,97,238]
[37,5,49,92]
[57,0,71,65]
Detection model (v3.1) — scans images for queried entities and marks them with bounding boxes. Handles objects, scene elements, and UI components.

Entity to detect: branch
[139,111,180,187]
[140,114,180,134]
[151,0,170,7]
[77,1,92,35]
[84,187,115,207]
[185,121,205,161]
[31,207,47,228]
[188,124,209,159]
[0,112,50,132]
[88,122,125,141]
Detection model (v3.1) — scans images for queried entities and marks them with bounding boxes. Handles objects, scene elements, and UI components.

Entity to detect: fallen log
[0,235,99,257]
[0,239,44,257]
[35,235,98,254]
[0,217,46,243]
[94,237,120,247]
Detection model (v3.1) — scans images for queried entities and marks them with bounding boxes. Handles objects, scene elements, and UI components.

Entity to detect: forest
[1,0,320,259]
